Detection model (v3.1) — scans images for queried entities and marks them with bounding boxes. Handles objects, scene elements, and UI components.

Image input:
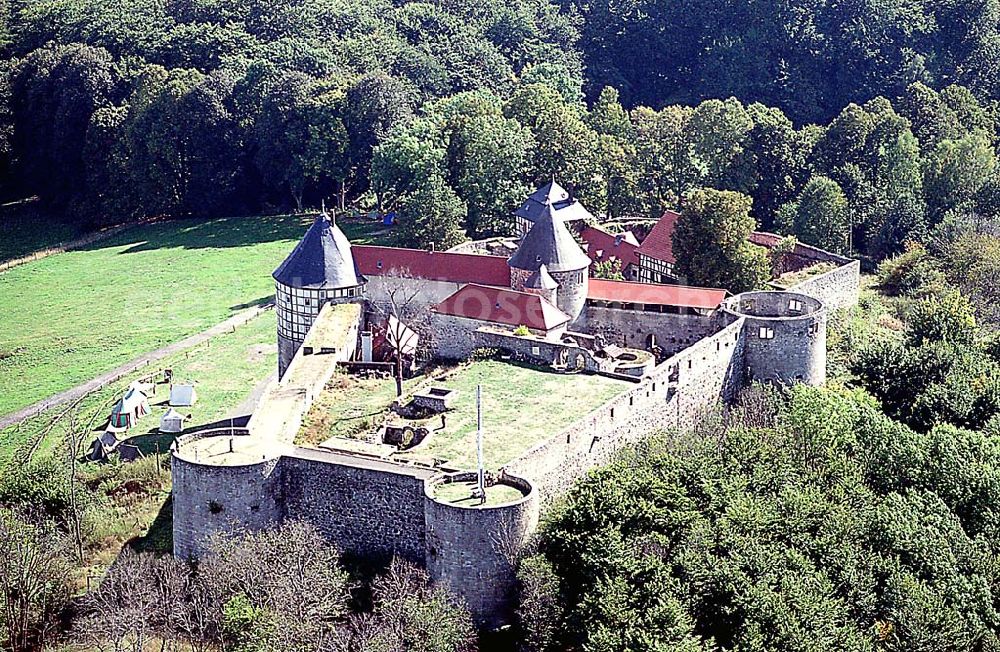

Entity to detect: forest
[2,0,1000,264]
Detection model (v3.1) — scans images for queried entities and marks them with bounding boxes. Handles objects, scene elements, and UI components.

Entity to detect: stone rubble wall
[172,451,283,560]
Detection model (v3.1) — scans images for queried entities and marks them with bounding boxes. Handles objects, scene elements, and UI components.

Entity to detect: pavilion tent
[160,408,186,434]
[108,386,150,430]
[169,384,198,407]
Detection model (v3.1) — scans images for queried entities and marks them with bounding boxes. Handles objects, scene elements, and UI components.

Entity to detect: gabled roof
[524,264,558,290]
[514,180,595,224]
[432,284,570,331]
[509,203,591,273]
[273,213,364,289]
[636,209,681,264]
[587,278,727,310]
[579,225,640,270]
[352,246,511,286]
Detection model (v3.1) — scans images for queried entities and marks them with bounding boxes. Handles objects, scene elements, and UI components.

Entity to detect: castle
[171,181,860,628]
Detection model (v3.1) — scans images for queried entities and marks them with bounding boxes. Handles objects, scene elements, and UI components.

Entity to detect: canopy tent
[169,384,198,407]
[108,387,150,430]
[160,408,187,434]
[86,431,120,462]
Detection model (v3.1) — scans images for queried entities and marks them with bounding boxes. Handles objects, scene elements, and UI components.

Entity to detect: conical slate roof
[524,264,558,290]
[513,180,595,225]
[273,213,364,289]
[509,203,591,273]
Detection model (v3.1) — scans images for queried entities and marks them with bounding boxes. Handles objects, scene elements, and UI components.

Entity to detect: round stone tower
[509,202,591,322]
[520,264,559,307]
[273,212,366,378]
[721,290,827,386]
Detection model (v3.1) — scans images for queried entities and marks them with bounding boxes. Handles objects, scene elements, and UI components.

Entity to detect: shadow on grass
[230,295,275,311]
[128,495,173,555]
[78,214,312,255]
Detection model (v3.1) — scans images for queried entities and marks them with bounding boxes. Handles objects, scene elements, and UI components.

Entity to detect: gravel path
[0,305,273,431]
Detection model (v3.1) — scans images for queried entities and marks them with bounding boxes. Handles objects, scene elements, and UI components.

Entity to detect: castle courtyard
[299,358,632,470]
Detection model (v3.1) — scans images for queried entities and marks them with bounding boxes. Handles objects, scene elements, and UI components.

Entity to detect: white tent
[169,384,198,407]
[108,387,150,430]
[160,408,187,433]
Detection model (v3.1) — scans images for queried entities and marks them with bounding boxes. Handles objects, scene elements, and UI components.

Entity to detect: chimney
[429,242,435,253]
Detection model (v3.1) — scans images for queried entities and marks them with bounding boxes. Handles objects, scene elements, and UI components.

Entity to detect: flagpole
[477,384,485,505]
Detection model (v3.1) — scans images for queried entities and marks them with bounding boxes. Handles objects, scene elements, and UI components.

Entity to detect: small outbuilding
[169,384,198,407]
[108,387,150,430]
[160,408,187,434]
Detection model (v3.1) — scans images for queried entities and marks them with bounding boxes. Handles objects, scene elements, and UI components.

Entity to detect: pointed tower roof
[513,180,595,225]
[524,264,558,290]
[273,212,364,289]
[509,203,591,273]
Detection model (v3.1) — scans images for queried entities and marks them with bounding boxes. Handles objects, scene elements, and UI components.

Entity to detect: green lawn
[302,360,630,470]
[0,213,392,417]
[0,310,278,467]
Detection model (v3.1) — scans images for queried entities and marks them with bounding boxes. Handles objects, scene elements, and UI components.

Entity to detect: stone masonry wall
[424,474,539,630]
[582,306,724,356]
[788,260,861,314]
[281,449,435,564]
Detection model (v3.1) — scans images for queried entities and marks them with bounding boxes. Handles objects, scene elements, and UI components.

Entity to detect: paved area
[0,305,273,431]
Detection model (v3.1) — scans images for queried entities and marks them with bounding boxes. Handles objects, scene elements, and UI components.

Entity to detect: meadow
[0,213,389,417]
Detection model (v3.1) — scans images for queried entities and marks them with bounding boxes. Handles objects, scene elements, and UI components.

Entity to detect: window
[758,327,775,339]
[788,299,803,312]
[809,323,820,336]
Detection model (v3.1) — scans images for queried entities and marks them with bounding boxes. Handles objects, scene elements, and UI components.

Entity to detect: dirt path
[0,305,273,431]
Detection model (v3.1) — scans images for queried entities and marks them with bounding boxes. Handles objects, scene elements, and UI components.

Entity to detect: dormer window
[788,299,803,312]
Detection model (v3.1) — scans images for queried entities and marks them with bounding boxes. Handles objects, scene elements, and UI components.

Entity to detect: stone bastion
[721,290,827,386]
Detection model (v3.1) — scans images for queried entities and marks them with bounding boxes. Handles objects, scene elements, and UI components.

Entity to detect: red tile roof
[587,278,727,310]
[579,225,640,269]
[353,245,510,286]
[635,209,680,264]
[432,284,570,331]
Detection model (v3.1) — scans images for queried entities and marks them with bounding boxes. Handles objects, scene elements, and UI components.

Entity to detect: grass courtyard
[300,359,631,470]
[0,213,390,417]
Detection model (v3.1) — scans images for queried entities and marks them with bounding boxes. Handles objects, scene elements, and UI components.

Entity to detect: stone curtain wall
[789,259,861,313]
[423,474,540,630]
[582,306,723,356]
[503,318,747,501]
[282,450,434,564]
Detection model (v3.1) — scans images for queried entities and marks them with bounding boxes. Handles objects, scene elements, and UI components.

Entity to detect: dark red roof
[635,209,680,264]
[579,226,640,269]
[587,278,726,310]
[432,284,570,331]
[353,245,510,286]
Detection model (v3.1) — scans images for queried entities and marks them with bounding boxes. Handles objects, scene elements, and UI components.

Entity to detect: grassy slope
[0,214,389,417]
[0,310,278,467]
